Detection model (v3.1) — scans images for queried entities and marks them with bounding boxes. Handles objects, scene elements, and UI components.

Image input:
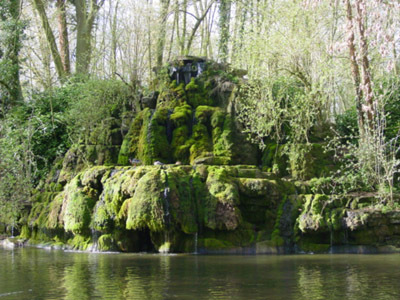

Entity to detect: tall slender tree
[0,0,23,111]
[71,0,105,75]
[156,0,170,68]
[218,0,231,63]
[56,0,71,75]
[33,0,67,80]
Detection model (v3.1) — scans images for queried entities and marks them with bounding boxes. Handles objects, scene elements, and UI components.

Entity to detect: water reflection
[297,266,324,300]
[1,249,400,300]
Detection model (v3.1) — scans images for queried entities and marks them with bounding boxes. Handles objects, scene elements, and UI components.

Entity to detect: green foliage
[0,116,34,227]
[238,76,325,179]
[65,78,132,141]
[380,78,400,140]
[335,107,358,141]
[0,0,25,110]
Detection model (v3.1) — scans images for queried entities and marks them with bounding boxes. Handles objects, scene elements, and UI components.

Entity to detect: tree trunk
[345,0,364,135]
[355,0,374,128]
[75,0,90,74]
[7,0,23,105]
[146,0,153,81]
[33,0,66,80]
[186,0,216,55]
[110,1,119,77]
[218,0,231,63]
[181,0,187,54]
[74,0,104,75]
[156,0,170,68]
[56,0,70,75]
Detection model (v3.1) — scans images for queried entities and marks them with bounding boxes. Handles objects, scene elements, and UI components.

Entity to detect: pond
[0,248,399,299]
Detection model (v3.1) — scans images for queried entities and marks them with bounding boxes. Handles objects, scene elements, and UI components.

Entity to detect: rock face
[27,165,290,253]
[18,58,400,253]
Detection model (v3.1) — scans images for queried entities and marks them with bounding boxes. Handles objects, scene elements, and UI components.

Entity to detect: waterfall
[90,229,100,252]
[329,228,334,254]
[164,231,169,245]
[194,232,198,254]
[328,210,334,254]
[11,225,14,238]
[163,170,171,226]
[344,228,349,245]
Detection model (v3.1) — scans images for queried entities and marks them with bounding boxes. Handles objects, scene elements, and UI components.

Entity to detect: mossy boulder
[125,169,167,232]
[61,176,98,234]
[203,166,241,230]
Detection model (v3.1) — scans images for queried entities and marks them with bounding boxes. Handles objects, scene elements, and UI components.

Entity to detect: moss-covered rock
[126,169,167,232]
[61,176,98,234]
[203,166,241,230]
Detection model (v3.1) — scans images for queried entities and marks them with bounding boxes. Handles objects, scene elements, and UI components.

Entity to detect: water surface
[1,248,399,299]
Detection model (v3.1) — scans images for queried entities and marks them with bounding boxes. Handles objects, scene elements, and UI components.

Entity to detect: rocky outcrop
[14,57,400,254]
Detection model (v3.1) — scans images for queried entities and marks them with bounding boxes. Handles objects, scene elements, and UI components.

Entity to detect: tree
[56,0,71,74]
[0,0,24,112]
[218,0,231,63]
[185,0,216,55]
[33,0,67,80]
[156,0,170,68]
[71,0,105,75]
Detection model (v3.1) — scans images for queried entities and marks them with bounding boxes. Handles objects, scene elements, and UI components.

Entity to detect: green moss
[269,198,287,247]
[118,110,144,165]
[46,192,64,229]
[200,238,233,250]
[81,166,111,189]
[120,167,148,196]
[98,234,116,251]
[189,124,212,164]
[19,225,30,239]
[68,234,91,250]
[212,112,233,160]
[185,78,213,107]
[238,178,280,198]
[91,169,131,231]
[166,168,197,234]
[171,126,190,163]
[203,166,240,230]
[147,108,171,163]
[170,104,192,127]
[195,105,215,124]
[261,144,288,176]
[298,241,330,253]
[126,170,166,232]
[173,82,187,99]
[352,230,378,245]
[62,176,97,234]
[185,77,199,91]
[289,143,335,180]
[297,194,346,234]
[28,192,59,229]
